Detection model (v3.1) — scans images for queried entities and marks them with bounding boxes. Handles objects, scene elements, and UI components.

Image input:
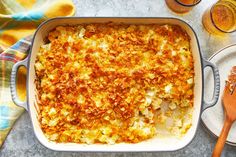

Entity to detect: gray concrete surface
[1,0,236,156]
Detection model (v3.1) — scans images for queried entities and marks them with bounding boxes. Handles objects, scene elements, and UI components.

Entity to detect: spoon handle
[212,116,233,157]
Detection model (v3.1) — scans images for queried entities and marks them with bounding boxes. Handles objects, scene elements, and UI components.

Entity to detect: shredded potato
[35,23,194,144]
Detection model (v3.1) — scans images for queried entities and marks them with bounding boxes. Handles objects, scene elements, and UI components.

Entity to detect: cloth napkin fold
[0,0,75,147]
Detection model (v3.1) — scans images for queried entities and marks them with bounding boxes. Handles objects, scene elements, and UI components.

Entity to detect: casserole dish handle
[202,59,220,111]
[10,57,28,110]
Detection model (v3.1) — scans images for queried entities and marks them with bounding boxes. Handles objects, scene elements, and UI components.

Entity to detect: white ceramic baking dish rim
[10,17,220,152]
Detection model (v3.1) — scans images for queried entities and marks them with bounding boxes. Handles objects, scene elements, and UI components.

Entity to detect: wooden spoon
[212,66,236,157]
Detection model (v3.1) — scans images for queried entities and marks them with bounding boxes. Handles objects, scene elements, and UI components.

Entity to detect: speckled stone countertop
[1,0,236,157]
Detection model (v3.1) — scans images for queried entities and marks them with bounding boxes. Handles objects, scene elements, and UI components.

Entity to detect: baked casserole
[35,23,194,144]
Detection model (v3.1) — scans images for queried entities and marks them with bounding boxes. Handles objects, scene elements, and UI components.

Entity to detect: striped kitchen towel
[0,0,75,147]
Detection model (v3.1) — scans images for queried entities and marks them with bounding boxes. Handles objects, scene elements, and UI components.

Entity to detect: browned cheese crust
[35,24,194,144]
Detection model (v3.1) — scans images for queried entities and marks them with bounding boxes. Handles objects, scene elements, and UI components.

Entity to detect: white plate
[201,44,236,146]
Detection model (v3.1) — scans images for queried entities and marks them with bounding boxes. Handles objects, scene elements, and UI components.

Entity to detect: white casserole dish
[10,17,220,152]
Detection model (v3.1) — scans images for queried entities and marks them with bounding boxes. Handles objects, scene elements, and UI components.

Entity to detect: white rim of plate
[201,43,236,147]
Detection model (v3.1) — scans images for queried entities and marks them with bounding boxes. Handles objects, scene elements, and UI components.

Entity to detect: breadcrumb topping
[35,23,194,144]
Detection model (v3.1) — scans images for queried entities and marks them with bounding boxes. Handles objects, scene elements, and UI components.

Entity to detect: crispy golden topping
[35,23,194,144]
